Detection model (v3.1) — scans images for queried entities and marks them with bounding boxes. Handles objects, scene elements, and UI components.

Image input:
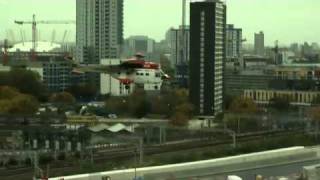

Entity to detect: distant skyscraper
[123,36,155,58]
[189,0,226,116]
[165,26,190,68]
[254,31,265,56]
[76,0,123,64]
[226,24,242,59]
[76,0,123,92]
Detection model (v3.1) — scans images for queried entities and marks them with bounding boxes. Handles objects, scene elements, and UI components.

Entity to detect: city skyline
[0,0,319,45]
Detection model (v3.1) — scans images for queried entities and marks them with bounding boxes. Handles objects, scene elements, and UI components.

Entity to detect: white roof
[8,41,61,52]
[108,123,132,133]
[227,176,242,180]
[88,123,132,133]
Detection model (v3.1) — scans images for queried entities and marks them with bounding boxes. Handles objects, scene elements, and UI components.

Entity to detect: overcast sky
[0,0,319,45]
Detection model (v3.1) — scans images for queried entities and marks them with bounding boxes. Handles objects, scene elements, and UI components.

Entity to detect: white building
[100,59,131,96]
[100,58,164,96]
[76,0,123,64]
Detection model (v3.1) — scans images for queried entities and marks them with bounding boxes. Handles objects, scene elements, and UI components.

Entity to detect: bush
[39,154,54,165]
[57,152,66,161]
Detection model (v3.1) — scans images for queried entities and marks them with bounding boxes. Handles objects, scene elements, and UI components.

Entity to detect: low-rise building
[243,89,320,106]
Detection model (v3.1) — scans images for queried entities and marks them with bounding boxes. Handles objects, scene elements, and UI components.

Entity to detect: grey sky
[0,0,319,45]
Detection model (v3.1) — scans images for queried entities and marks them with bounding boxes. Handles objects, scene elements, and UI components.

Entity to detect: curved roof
[88,123,133,133]
[8,41,61,52]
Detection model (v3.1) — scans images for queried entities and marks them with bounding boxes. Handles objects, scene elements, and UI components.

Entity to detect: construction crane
[14,14,75,52]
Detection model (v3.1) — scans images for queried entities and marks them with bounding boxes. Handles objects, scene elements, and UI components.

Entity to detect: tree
[229,97,258,114]
[160,55,175,79]
[105,96,128,115]
[0,86,20,99]
[0,69,47,99]
[228,97,259,133]
[127,89,151,118]
[175,103,194,119]
[308,106,320,139]
[0,86,39,115]
[8,94,39,115]
[165,89,194,126]
[312,95,320,105]
[49,92,76,104]
[170,112,189,127]
[270,96,290,112]
[66,84,98,100]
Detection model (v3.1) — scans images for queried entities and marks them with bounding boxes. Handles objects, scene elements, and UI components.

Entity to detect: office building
[165,26,190,68]
[224,70,272,96]
[165,26,190,87]
[254,31,265,56]
[76,0,124,63]
[189,0,226,116]
[226,24,242,59]
[123,36,155,59]
[76,0,124,92]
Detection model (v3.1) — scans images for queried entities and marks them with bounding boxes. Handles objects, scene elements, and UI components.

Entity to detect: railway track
[0,129,305,179]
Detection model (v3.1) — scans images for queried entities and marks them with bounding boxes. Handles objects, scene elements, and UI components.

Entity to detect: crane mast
[14,14,75,54]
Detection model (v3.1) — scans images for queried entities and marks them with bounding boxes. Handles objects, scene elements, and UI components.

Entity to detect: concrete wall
[49,146,320,180]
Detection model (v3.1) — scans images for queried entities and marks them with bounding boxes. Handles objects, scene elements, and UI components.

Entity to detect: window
[146,73,149,76]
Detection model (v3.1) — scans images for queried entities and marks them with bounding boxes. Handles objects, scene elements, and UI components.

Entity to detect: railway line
[0,129,306,180]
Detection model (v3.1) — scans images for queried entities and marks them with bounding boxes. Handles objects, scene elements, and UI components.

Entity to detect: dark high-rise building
[189,0,226,116]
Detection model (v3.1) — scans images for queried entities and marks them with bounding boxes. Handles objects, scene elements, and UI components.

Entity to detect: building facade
[76,0,123,92]
[243,89,320,106]
[123,36,155,59]
[226,24,242,59]
[165,26,190,87]
[76,0,123,63]
[189,0,226,116]
[224,70,272,96]
[165,26,190,68]
[254,31,265,56]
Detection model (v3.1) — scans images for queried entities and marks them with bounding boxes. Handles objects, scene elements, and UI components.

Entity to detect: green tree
[0,69,46,99]
[49,92,76,104]
[105,96,128,115]
[228,97,259,133]
[170,111,189,127]
[167,89,194,126]
[312,95,320,105]
[270,96,290,112]
[0,86,39,115]
[308,106,320,139]
[160,55,175,79]
[66,83,98,100]
[9,94,39,115]
[0,86,20,99]
[128,89,151,118]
